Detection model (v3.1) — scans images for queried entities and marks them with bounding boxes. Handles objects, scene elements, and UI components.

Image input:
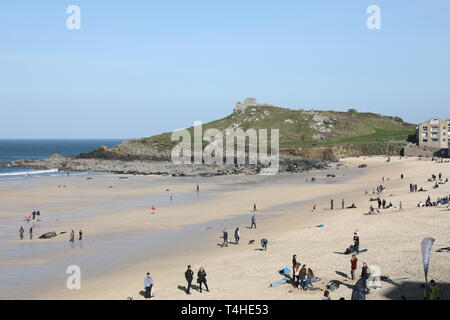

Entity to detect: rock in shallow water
[38,231,57,239]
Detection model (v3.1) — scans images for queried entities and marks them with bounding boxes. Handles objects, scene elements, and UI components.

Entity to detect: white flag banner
[421,237,435,282]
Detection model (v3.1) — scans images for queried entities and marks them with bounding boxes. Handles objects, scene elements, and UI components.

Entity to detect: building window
[422,126,428,131]
[423,139,428,142]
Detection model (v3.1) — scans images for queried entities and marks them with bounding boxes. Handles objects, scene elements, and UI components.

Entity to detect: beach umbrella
[421,237,435,282]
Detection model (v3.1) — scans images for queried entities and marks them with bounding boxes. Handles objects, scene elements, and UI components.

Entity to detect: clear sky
[1,0,449,139]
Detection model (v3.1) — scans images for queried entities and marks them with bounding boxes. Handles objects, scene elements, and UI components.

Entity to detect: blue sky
[1,1,449,139]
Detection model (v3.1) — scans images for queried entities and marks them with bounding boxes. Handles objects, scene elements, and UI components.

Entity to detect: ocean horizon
[0,139,126,179]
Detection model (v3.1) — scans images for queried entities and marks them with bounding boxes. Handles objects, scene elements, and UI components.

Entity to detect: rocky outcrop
[77,140,172,161]
[233,97,273,114]
[38,231,57,239]
[3,154,332,176]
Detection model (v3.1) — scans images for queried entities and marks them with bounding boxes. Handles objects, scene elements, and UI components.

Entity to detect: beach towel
[268,277,290,288]
[386,276,412,281]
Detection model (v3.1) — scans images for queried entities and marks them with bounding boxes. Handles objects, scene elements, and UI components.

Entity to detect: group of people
[409,183,425,192]
[418,195,450,207]
[220,214,257,248]
[69,229,83,243]
[143,265,210,299]
[18,226,33,240]
[139,170,448,300]
[23,210,41,223]
[19,211,41,240]
[184,265,209,295]
[291,255,319,290]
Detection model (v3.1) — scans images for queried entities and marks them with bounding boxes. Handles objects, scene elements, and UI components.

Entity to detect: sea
[0,139,125,180]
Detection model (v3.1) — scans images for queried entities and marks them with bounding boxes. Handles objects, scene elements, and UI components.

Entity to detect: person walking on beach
[70,230,75,243]
[29,227,33,240]
[401,174,404,180]
[19,226,24,240]
[32,211,36,220]
[196,185,199,192]
[250,214,257,229]
[144,273,153,299]
[234,227,240,245]
[221,229,229,247]
[253,203,257,211]
[330,199,334,210]
[36,210,40,220]
[399,201,404,211]
[79,230,83,241]
[350,255,358,280]
[185,265,194,295]
[353,230,360,253]
[342,199,345,210]
[197,267,209,293]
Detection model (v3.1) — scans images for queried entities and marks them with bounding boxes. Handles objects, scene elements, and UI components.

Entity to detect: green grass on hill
[136,105,416,151]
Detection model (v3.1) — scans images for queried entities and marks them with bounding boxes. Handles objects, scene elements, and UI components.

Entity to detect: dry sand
[1,156,449,300]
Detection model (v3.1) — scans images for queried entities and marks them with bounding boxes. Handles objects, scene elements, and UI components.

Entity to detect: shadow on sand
[381,281,450,300]
[177,284,200,293]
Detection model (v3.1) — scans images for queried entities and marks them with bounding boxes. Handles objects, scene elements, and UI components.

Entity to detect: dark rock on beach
[39,231,57,239]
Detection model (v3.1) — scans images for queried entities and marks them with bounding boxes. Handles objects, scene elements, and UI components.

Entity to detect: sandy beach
[1,156,449,300]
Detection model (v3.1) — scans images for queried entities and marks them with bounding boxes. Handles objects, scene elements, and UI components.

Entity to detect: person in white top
[322,290,331,300]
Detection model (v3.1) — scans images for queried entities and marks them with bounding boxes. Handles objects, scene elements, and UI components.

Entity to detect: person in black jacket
[185,265,194,294]
[197,267,209,293]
